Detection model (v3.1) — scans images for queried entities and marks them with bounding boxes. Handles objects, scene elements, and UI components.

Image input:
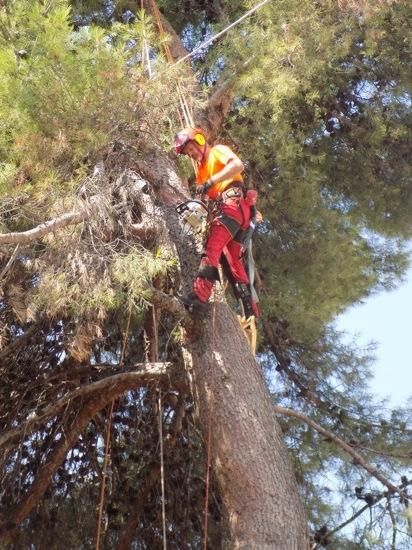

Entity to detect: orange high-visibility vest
[195,144,243,200]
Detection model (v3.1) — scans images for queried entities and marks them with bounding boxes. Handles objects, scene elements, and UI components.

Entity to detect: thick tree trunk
[183,303,309,549]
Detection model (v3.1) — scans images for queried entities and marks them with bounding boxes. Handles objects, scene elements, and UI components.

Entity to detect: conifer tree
[0,0,411,548]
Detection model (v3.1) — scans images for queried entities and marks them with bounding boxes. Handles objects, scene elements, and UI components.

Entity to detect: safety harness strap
[215,214,241,238]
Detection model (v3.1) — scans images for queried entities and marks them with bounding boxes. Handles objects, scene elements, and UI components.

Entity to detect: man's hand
[195,178,213,195]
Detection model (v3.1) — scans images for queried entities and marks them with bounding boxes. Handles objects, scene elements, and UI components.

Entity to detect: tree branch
[0,324,38,362]
[150,287,193,330]
[273,405,407,499]
[0,198,99,246]
[143,0,189,61]
[199,82,234,138]
[0,243,20,281]
[0,363,173,450]
[312,500,381,548]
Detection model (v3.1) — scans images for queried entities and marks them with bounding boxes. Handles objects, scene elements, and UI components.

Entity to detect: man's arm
[209,157,244,185]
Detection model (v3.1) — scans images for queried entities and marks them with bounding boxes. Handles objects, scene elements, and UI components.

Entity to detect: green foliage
[30,245,176,318]
[201,0,412,340]
[0,0,187,197]
[113,247,176,306]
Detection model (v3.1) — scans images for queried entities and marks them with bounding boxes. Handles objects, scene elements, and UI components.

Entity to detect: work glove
[195,178,213,195]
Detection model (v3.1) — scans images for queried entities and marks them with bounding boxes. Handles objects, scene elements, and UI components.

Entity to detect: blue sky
[336,266,412,408]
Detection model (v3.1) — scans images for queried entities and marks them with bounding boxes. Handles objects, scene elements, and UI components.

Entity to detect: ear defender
[194,133,206,146]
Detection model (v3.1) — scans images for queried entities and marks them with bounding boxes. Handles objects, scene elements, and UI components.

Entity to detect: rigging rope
[158,390,167,550]
[203,301,217,549]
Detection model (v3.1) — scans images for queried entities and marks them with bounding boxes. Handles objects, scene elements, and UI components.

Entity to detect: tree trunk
[183,303,309,549]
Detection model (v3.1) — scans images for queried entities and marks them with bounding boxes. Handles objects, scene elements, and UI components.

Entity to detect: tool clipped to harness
[175,199,208,235]
[242,189,258,251]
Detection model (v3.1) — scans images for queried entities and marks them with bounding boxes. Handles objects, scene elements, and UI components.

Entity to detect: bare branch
[0,363,182,544]
[273,405,407,498]
[0,363,173,450]
[0,243,20,281]
[0,198,99,246]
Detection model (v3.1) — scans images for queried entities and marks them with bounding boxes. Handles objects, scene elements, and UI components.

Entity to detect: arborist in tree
[174,126,259,318]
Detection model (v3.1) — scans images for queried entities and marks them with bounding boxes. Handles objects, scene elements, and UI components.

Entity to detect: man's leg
[193,221,234,302]
[182,220,235,313]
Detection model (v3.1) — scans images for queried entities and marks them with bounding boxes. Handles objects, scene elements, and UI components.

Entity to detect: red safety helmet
[174,127,207,155]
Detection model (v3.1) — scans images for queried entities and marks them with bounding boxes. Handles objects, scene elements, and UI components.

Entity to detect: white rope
[172,0,273,68]
[145,39,153,79]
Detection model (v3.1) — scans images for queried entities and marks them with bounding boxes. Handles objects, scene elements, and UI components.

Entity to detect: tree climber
[174,127,259,318]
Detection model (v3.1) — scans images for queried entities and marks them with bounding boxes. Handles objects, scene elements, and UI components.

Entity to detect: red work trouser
[193,193,250,303]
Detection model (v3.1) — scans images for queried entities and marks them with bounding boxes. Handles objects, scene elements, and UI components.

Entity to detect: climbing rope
[95,401,115,549]
[141,0,153,78]
[148,0,195,127]
[172,0,273,68]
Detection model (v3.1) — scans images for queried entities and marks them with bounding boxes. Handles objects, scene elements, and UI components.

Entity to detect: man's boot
[234,282,260,318]
[181,291,207,314]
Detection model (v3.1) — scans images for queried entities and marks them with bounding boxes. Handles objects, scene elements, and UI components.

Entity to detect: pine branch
[0,364,183,544]
[324,499,385,546]
[262,318,329,410]
[273,405,408,499]
[315,480,411,548]
[0,324,38,362]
